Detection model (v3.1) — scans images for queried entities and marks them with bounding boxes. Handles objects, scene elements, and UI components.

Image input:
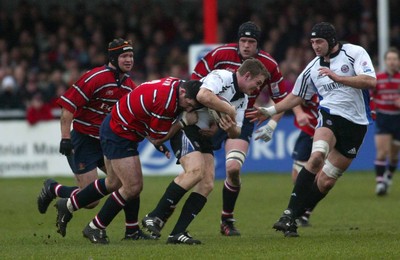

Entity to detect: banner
[0,117,376,178]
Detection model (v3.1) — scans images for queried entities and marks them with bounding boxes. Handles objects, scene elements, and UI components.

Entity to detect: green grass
[1,172,399,259]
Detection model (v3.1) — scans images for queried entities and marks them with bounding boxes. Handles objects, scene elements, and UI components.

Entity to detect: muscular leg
[169,154,214,235]
[146,152,204,222]
[221,139,248,221]
[91,156,142,230]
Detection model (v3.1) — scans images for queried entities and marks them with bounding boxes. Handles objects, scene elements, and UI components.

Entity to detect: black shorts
[170,125,214,163]
[318,109,367,159]
[67,129,105,174]
[291,131,313,161]
[100,114,139,160]
[212,117,254,150]
[375,112,400,141]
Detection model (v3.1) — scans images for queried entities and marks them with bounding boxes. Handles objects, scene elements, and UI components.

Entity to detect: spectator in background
[0,75,24,109]
[370,47,400,196]
[25,92,54,125]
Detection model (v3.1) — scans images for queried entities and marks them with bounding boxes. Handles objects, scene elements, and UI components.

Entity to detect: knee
[105,177,122,192]
[201,179,215,195]
[308,152,325,171]
[187,164,205,183]
[124,182,143,199]
[318,173,337,192]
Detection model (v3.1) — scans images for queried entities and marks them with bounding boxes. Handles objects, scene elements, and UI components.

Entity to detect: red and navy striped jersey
[370,71,400,115]
[109,77,181,141]
[191,43,287,110]
[57,65,136,138]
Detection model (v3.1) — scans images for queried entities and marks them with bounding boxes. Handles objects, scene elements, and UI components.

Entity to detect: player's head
[238,21,260,43]
[237,58,270,95]
[238,21,260,59]
[178,80,203,111]
[310,22,337,53]
[108,38,134,72]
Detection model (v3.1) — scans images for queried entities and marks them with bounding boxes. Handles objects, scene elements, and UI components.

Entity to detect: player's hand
[153,143,171,159]
[59,138,73,156]
[254,120,277,142]
[296,113,312,126]
[246,105,276,125]
[218,115,236,132]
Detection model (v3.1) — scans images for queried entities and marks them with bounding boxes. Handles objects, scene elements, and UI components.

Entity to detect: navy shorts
[100,114,139,160]
[318,109,367,159]
[67,130,104,174]
[291,131,313,161]
[212,117,254,150]
[170,125,214,163]
[375,112,400,141]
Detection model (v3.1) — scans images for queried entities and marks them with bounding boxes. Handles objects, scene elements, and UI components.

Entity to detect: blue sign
[138,115,376,179]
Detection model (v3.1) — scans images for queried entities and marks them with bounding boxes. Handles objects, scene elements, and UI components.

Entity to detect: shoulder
[210,43,238,56]
[256,50,279,66]
[304,56,320,71]
[341,43,368,56]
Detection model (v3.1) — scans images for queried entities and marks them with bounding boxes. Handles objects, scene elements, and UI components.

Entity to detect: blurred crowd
[0,0,399,124]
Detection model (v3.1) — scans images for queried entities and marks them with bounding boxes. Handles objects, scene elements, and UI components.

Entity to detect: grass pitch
[0,172,399,259]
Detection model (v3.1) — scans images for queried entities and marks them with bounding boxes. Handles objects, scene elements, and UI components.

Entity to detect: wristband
[260,106,277,117]
[266,119,277,130]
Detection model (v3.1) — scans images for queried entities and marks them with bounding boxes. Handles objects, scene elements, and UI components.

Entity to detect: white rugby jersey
[292,43,376,125]
[196,69,248,129]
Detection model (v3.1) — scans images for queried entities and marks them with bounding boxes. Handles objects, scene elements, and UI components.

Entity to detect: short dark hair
[180,80,202,99]
[238,58,270,81]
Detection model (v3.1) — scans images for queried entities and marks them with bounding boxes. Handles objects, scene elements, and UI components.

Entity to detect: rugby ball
[208,96,231,123]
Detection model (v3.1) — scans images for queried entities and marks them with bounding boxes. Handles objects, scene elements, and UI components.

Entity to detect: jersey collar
[319,43,343,67]
[231,73,245,102]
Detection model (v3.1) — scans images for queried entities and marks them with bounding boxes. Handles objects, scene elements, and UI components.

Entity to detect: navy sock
[70,178,109,210]
[149,181,187,221]
[170,192,207,235]
[221,180,241,221]
[92,190,126,229]
[288,167,316,217]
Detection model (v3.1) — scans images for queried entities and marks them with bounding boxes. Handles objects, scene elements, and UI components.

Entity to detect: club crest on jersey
[341,65,349,73]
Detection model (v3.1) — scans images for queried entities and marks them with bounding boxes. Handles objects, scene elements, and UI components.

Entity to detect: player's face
[241,72,266,95]
[310,38,329,57]
[118,52,134,72]
[178,93,200,112]
[385,52,400,73]
[239,37,258,59]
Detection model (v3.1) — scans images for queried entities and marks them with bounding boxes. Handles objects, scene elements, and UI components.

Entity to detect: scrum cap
[310,22,337,51]
[238,21,260,43]
[108,38,133,69]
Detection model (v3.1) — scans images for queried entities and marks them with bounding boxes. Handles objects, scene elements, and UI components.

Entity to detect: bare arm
[246,93,303,122]
[196,88,236,122]
[292,104,312,126]
[60,108,74,139]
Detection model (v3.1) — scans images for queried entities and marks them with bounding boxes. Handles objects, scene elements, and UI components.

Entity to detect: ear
[242,71,252,81]
[179,87,186,96]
